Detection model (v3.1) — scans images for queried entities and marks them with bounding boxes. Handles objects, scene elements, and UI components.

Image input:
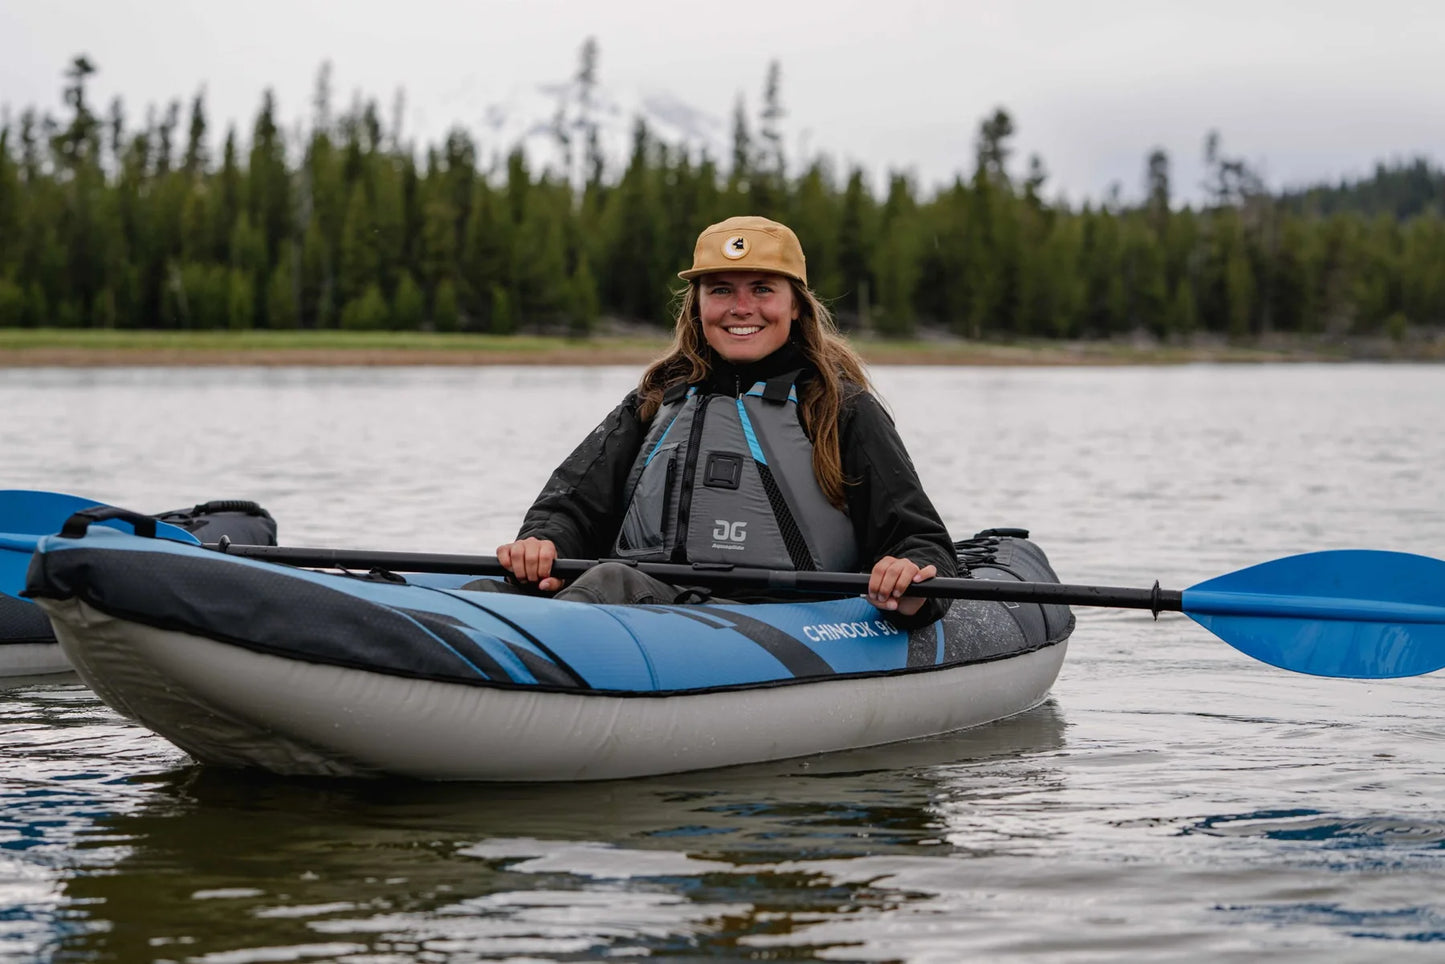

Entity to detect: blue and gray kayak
[25,523,1073,781]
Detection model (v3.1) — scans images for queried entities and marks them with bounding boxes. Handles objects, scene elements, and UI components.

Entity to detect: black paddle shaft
[206,541,1186,616]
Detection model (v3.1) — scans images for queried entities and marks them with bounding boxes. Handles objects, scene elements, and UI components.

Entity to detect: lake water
[1,363,1443,962]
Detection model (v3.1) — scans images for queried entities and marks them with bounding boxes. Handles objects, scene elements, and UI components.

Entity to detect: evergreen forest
[2,51,1444,342]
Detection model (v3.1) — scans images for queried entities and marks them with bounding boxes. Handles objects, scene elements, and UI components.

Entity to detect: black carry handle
[189,499,273,518]
[58,506,158,539]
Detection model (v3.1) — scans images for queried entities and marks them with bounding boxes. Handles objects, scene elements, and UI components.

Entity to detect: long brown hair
[636,279,872,509]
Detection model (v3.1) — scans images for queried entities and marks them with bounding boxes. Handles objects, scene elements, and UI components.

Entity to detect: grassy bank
[1,327,1441,366]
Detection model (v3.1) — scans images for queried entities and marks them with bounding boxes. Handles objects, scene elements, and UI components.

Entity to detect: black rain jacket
[516,343,956,628]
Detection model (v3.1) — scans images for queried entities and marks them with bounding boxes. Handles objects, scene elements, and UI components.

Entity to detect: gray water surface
[2,364,1443,962]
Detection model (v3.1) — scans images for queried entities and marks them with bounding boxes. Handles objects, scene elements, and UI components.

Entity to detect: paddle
[10,494,1444,680]
[199,541,1445,680]
[0,491,199,601]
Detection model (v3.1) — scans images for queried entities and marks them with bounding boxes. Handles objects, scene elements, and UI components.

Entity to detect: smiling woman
[696,270,797,362]
[681,216,806,363]
[481,214,958,625]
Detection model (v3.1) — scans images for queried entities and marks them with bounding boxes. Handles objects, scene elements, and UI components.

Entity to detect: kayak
[26,522,1073,781]
[0,498,276,677]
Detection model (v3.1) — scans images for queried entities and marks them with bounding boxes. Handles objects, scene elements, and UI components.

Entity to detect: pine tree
[52,55,108,320]
[300,218,334,329]
[516,189,570,324]
[23,281,49,328]
[337,181,377,307]
[753,61,785,211]
[155,101,180,175]
[566,250,601,335]
[2,51,1442,349]
[433,277,460,332]
[577,38,605,188]
[418,189,457,306]
[1223,242,1255,338]
[182,89,208,177]
[0,124,20,275]
[1166,277,1198,337]
[392,270,424,330]
[599,119,668,324]
[974,107,1014,185]
[1080,207,1127,336]
[0,278,24,326]
[266,250,299,329]
[1038,214,1086,338]
[229,212,266,276]
[340,281,388,329]
[728,95,751,198]
[872,173,920,336]
[217,129,243,261]
[53,56,100,171]
[249,89,291,269]
[459,181,511,328]
[1400,213,1445,325]
[836,169,876,329]
[1145,148,1170,237]
[490,283,514,335]
[1126,216,1169,337]
[789,160,840,298]
[105,96,126,171]
[227,267,255,329]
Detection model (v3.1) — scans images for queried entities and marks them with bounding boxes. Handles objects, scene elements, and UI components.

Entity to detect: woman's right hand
[496,537,566,592]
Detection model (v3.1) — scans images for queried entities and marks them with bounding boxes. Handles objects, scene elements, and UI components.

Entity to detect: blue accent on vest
[735,399,767,465]
[613,378,857,570]
[934,620,946,664]
[744,387,799,402]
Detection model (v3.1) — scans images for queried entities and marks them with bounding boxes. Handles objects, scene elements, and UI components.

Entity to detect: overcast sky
[2,0,1441,205]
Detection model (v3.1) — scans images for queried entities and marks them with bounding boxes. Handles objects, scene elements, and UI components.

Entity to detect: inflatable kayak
[0,497,276,677]
[26,521,1074,781]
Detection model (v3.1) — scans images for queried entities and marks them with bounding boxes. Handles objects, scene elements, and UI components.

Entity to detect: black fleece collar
[699,342,812,394]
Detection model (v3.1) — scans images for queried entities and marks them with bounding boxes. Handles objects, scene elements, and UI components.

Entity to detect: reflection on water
[1186,809,1445,848]
[45,704,1066,961]
[2,364,1444,961]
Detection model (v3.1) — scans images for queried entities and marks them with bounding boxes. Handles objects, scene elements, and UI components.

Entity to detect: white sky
[2,0,1441,205]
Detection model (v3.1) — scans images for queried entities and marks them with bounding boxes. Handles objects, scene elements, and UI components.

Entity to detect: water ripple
[2,365,1444,961]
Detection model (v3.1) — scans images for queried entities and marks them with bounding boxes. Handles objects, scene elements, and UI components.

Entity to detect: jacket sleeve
[516,391,647,559]
[840,390,957,629]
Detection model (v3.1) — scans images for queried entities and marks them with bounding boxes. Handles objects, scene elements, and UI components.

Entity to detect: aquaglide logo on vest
[711,519,747,550]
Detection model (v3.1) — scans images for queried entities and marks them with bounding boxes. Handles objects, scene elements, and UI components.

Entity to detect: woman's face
[696,271,798,363]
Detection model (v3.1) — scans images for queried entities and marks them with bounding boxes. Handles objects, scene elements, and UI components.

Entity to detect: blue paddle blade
[0,532,42,601]
[1183,550,1445,679]
[0,490,200,600]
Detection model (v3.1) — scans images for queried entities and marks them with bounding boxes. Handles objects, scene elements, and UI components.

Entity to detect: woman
[490,215,955,627]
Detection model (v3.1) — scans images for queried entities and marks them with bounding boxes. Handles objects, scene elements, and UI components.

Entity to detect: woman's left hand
[867,556,938,617]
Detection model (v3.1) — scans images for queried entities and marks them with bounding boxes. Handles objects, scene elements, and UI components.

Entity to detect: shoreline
[2,330,1442,367]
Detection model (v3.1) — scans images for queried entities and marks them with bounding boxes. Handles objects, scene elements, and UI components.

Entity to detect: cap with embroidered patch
[678,215,807,286]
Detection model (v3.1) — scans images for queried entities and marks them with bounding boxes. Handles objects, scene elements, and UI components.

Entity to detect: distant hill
[1279,157,1445,220]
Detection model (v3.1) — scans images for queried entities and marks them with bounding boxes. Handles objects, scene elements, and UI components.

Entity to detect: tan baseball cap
[678,215,807,286]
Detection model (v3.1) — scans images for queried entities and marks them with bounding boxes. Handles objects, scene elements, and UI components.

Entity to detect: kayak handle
[59,506,159,540]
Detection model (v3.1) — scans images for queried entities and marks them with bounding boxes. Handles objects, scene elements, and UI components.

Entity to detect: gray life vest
[613,371,859,571]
